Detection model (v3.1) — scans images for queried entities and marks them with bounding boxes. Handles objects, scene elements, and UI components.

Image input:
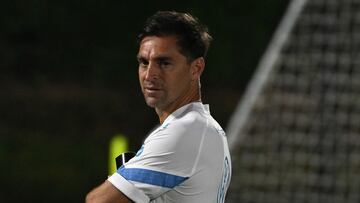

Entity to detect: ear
[190,57,205,80]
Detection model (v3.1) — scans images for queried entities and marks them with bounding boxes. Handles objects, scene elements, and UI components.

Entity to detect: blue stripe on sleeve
[118,167,188,188]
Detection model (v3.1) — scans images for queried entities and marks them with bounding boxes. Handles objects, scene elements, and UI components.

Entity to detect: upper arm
[86,180,133,203]
[104,116,206,201]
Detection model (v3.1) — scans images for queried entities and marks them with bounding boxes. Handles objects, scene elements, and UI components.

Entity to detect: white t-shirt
[108,102,231,203]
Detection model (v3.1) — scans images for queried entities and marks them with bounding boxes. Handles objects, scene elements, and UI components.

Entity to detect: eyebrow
[155,56,173,62]
[137,55,146,62]
[137,55,173,62]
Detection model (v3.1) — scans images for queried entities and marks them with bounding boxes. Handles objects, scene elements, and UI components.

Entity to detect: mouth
[144,87,162,94]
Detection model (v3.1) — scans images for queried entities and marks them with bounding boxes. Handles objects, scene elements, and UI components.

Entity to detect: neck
[156,86,201,124]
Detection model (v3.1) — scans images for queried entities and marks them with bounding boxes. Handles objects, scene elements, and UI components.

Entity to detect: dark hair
[137,11,212,61]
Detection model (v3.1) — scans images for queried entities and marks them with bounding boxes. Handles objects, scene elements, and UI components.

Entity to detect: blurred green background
[0,0,288,202]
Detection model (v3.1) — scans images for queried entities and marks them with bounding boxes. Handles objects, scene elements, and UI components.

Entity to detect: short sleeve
[108,115,207,201]
[107,173,150,203]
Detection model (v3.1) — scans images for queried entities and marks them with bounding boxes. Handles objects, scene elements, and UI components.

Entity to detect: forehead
[138,36,184,59]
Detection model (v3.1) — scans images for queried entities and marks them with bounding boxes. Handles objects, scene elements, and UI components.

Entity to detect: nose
[145,62,159,81]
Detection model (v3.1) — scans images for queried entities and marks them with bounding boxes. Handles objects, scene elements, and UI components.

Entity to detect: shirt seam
[190,117,209,175]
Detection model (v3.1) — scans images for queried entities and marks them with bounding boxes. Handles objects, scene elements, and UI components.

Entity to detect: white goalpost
[226,0,360,202]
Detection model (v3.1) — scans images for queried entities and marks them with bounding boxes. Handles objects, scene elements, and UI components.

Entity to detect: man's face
[137,35,194,110]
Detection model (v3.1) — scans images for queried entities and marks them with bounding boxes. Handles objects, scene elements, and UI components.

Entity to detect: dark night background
[0,0,288,202]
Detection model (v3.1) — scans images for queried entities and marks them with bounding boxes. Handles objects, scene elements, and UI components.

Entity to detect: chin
[145,98,158,108]
[146,102,156,108]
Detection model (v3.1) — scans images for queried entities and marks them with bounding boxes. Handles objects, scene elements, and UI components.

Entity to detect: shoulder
[168,108,209,138]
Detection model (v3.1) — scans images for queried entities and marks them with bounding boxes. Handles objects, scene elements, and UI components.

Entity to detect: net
[226,0,360,202]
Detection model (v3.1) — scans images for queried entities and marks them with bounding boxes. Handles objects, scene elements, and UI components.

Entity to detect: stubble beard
[143,89,169,110]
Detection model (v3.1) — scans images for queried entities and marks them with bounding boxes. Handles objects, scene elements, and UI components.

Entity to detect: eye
[138,58,149,68]
[158,60,171,67]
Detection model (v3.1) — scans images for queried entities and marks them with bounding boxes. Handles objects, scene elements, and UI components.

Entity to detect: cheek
[138,69,145,84]
[166,71,191,92]
[138,68,143,78]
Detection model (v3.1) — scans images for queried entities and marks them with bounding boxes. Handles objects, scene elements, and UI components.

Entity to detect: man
[86,11,231,203]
